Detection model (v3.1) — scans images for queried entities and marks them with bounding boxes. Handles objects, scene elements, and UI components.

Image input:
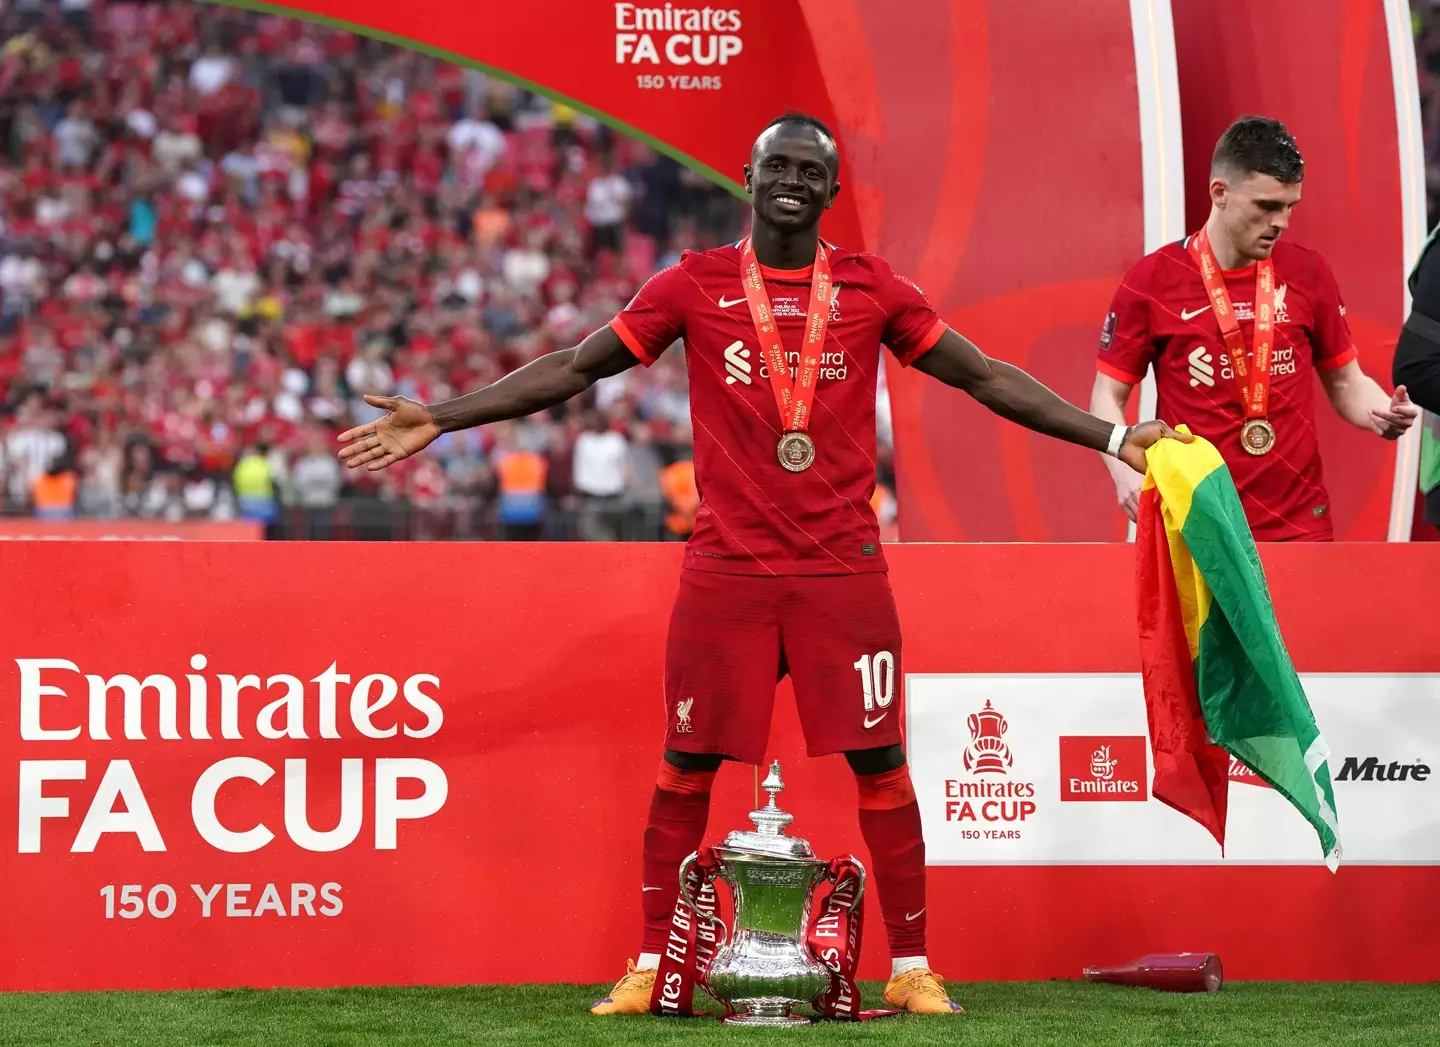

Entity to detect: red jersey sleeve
[1307,254,1359,370]
[1096,264,1155,385]
[880,263,948,366]
[609,262,689,366]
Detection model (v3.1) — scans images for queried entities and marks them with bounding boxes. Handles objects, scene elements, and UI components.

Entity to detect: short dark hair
[754,111,839,176]
[761,111,837,142]
[1211,116,1304,183]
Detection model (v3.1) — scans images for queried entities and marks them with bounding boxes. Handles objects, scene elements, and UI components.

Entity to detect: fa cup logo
[963,700,1013,775]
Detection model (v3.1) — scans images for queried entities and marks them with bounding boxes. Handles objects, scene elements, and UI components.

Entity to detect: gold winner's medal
[1189,228,1280,461]
[738,237,834,472]
[777,432,817,472]
[1241,418,1276,456]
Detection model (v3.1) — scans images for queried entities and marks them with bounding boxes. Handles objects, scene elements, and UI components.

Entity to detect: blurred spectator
[233,443,277,525]
[32,449,77,520]
[1417,2,1440,223]
[660,456,698,541]
[624,421,666,540]
[290,429,343,538]
[586,160,634,254]
[4,394,64,510]
[53,102,98,169]
[189,43,235,96]
[573,410,629,541]
[76,425,122,516]
[493,422,548,540]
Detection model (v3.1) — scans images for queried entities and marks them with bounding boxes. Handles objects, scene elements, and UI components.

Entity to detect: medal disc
[777,432,816,472]
[1241,418,1276,456]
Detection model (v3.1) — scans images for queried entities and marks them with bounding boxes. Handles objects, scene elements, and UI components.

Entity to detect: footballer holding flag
[339,113,1186,1015]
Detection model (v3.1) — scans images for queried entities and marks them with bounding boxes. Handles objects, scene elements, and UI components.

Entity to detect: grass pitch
[0,981,1436,1046]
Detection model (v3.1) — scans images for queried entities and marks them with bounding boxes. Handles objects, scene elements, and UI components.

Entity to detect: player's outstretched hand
[337,394,441,471]
[1117,419,1193,475]
[1370,384,1419,440]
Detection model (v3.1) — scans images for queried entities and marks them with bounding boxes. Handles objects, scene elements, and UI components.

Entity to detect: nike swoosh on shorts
[863,712,888,729]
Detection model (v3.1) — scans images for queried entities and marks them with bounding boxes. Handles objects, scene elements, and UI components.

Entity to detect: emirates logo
[964,700,1013,775]
[1089,745,1119,781]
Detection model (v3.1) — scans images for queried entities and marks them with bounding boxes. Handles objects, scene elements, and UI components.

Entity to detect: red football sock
[640,762,717,954]
[855,766,927,958]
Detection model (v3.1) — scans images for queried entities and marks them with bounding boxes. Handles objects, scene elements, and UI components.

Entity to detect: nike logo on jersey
[724,340,752,385]
[718,295,746,309]
[863,712,889,729]
[1180,305,1212,321]
[905,908,926,921]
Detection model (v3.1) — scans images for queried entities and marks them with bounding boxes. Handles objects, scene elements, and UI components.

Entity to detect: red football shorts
[662,570,904,764]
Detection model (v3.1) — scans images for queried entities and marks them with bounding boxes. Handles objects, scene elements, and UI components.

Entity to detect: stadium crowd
[0,1,907,539]
[1416,0,1440,226]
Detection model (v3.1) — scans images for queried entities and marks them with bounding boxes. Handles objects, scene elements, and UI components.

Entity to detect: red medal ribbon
[1188,228,1277,420]
[807,856,898,1021]
[649,847,725,1018]
[738,237,833,434]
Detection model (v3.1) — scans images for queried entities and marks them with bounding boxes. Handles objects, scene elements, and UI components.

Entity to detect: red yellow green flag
[1136,428,1341,870]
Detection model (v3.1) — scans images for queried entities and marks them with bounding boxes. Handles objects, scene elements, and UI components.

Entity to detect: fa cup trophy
[676,761,868,1027]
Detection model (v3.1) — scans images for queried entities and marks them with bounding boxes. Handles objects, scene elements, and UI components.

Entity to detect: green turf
[0,981,1436,1046]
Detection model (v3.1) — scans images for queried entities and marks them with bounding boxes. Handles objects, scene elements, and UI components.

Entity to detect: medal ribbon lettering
[806,856,898,1021]
[738,236,832,435]
[1188,228,1277,422]
[650,847,727,1018]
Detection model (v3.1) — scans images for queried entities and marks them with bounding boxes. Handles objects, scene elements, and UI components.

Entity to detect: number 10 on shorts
[853,651,895,712]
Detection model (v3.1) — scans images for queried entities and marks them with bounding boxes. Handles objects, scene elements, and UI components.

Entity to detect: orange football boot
[590,959,656,1016]
[883,967,965,1014]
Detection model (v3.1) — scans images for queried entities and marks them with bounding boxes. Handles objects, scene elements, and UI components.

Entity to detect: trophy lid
[717,761,817,861]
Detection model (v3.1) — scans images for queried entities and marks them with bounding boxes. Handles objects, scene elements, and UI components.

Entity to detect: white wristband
[1105,423,1128,458]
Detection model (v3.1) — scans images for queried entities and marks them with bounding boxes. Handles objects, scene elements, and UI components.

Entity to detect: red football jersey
[1098,237,1358,541]
[611,242,946,575]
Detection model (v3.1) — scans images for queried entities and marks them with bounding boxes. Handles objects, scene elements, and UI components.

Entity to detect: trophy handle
[677,851,704,912]
[677,851,730,948]
[828,856,867,911]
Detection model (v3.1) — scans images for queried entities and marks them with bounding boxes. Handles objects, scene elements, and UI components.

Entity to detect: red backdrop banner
[2,542,1437,992]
